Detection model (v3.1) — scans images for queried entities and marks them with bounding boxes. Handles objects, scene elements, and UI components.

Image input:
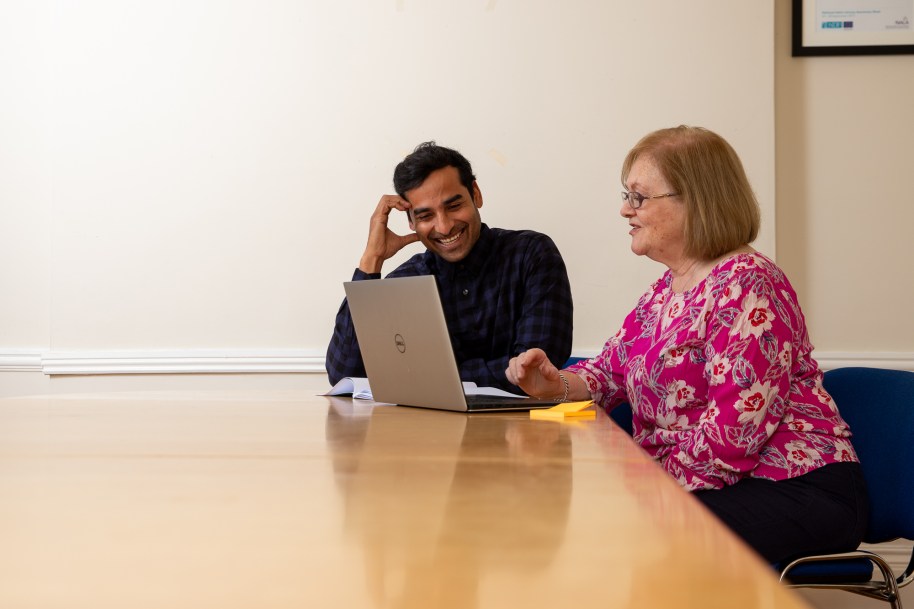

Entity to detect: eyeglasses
[621,190,678,209]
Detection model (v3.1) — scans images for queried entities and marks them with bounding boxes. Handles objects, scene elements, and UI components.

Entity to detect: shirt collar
[432,223,492,278]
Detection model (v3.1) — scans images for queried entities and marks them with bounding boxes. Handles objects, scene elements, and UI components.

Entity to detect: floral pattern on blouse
[569,252,858,492]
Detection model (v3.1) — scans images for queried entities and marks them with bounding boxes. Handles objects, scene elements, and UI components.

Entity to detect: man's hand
[359,195,421,274]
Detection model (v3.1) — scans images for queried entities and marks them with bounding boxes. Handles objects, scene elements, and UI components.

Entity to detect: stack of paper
[530,401,596,421]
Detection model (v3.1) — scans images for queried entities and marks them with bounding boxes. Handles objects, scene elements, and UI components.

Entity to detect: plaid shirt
[326,224,573,393]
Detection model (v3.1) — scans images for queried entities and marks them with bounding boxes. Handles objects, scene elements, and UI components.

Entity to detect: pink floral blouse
[569,252,858,492]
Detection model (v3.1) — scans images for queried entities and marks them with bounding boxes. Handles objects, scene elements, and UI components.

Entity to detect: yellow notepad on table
[530,400,595,421]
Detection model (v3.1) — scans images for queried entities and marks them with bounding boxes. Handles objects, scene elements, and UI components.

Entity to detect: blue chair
[563,357,633,435]
[608,402,633,436]
[778,367,914,609]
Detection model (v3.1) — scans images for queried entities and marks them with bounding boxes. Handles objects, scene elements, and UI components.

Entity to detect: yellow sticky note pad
[530,400,596,420]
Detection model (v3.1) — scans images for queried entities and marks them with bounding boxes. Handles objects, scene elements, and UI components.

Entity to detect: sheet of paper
[462,382,528,399]
[323,377,374,399]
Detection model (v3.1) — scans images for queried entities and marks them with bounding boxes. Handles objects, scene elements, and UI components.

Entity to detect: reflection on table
[327,403,572,608]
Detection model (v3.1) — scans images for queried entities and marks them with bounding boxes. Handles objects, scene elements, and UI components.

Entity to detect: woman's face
[621,155,688,268]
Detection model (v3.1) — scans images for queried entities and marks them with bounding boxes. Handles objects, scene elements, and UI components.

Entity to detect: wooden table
[0,391,812,609]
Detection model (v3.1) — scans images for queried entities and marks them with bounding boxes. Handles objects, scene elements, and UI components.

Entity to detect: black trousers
[693,462,869,565]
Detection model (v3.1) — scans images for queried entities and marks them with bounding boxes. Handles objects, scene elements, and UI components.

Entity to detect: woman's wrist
[542,372,569,402]
[557,372,570,402]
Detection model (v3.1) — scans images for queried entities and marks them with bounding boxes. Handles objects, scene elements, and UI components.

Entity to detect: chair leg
[779,551,904,609]
[849,553,902,609]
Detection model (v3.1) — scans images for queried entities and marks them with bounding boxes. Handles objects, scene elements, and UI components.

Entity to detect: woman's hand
[506,348,564,398]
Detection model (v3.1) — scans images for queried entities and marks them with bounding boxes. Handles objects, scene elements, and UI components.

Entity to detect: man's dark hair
[393,141,476,200]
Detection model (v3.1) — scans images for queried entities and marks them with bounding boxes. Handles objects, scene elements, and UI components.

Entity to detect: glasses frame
[621,190,678,210]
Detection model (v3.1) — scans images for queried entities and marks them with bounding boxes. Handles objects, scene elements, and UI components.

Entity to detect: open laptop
[343,275,561,412]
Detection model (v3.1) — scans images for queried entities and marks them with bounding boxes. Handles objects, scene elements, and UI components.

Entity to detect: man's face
[406,166,483,263]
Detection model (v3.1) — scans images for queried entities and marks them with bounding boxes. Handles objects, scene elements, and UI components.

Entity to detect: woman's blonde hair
[621,126,760,261]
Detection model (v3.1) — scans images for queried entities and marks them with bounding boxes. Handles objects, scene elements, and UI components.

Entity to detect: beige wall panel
[775,1,914,354]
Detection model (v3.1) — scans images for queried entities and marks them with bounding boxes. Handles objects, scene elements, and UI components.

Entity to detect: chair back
[823,367,914,544]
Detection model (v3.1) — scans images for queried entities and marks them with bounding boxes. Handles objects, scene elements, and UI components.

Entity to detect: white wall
[774,1,914,371]
[1,1,775,396]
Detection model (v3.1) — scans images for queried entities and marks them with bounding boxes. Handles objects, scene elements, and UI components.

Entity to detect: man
[326,141,573,393]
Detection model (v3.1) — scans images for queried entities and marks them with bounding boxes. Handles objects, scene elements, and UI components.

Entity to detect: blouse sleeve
[569,296,650,410]
[648,271,797,490]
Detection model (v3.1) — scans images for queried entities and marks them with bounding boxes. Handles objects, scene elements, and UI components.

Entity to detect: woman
[506,126,868,565]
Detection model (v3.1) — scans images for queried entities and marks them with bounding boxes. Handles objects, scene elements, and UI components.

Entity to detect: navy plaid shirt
[326,224,573,393]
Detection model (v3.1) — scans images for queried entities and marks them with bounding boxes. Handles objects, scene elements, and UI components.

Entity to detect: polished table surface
[0,391,812,609]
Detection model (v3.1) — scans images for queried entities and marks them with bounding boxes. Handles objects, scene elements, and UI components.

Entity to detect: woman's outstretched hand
[506,348,564,399]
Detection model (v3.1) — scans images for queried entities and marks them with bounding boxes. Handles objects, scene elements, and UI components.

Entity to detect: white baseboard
[813,352,914,372]
[1,348,912,376]
[0,350,43,372]
[860,541,913,573]
[0,349,325,375]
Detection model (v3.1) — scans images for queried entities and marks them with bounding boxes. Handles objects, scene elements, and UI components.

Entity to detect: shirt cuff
[352,268,381,281]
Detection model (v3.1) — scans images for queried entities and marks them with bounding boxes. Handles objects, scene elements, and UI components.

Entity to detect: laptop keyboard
[463,394,559,410]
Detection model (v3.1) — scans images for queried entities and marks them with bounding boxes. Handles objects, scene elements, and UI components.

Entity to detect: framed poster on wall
[793,0,914,55]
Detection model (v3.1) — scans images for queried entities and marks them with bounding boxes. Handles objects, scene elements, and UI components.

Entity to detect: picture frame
[792,0,914,56]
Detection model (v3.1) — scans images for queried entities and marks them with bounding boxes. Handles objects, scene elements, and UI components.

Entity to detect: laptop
[343,275,561,412]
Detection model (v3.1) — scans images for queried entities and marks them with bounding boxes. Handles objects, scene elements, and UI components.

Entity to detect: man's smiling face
[406,165,483,263]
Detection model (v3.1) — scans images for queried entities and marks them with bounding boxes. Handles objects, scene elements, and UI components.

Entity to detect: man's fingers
[390,197,411,211]
[375,195,411,216]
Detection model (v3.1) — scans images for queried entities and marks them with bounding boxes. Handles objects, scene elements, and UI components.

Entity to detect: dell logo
[394,333,406,353]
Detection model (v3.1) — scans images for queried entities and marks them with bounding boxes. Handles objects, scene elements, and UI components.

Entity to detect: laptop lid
[343,276,555,412]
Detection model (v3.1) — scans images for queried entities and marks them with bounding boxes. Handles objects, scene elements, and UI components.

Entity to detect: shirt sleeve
[647,272,796,490]
[457,234,574,392]
[324,268,380,385]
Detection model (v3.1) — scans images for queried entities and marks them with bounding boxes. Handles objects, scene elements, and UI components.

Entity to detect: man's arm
[325,269,379,385]
[326,195,420,384]
[458,234,573,392]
